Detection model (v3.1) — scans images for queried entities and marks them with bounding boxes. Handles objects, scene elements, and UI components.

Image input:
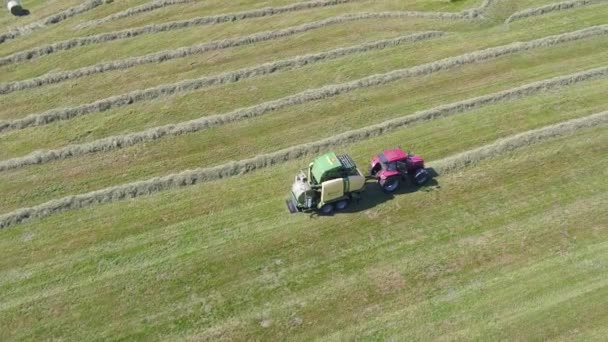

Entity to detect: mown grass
[1,5,606,152]
[109,0,478,32]
[0,0,481,57]
[0,20,447,115]
[0,0,304,54]
[1,35,607,212]
[0,0,479,64]
[1,3,605,139]
[0,124,605,340]
[3,0,605,94]
[1,77,606,214]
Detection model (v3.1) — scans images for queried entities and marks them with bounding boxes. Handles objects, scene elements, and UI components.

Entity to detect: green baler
[286,152,365,215]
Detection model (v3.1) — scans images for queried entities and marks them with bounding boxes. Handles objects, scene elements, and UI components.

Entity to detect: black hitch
[286,198,299,214]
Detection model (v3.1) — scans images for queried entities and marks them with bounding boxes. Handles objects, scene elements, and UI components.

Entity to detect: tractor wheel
[413,168,430,185]
[335,199,349,210]
[379,176,400,193]
[320,203,335,215]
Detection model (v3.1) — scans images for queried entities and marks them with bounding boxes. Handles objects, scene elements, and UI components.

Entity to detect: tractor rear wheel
[335,199,349,210]
[320,203,335,215]
[413,168,429,185]
[379,176,400,193]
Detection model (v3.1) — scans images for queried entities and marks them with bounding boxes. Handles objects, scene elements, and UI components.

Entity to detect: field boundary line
[1,81,606,229]
[0,31,444,94]
[505,0,608,23]
[75,0,195,29]
[0,0,493,68]
[1,25,606,134]
[0,64,606,172]
[0,0,104,44]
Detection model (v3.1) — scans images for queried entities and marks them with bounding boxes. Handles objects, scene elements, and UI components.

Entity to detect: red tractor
[369,148,430,192]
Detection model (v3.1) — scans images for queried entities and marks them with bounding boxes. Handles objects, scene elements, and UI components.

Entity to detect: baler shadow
[317,169,440,216]
[339,179,439,214]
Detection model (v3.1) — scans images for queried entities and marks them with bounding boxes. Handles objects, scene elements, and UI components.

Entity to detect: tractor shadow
[322,168,440,216]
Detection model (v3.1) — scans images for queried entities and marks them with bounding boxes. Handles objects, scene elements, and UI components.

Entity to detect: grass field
[0,0,607,340]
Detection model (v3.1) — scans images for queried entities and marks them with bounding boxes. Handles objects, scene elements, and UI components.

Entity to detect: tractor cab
[371,148,425,174]
[380,149,407,172]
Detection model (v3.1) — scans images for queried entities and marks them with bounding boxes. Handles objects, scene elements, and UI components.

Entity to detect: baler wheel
[320,203,335,215]
[335,199,349,210]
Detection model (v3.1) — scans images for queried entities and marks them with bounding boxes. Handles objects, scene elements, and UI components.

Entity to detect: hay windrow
[0,31,444,94]
[0,0,104,44]
[430,111,608,173]
[0,97,605,229]
[1,25,606,134]
[0,0,493,67]
[76,0,195,29]
[505,0,608,23]
[1,64,606,172]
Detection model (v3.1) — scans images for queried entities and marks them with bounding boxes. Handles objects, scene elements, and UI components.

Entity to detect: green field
[1,0,607,340]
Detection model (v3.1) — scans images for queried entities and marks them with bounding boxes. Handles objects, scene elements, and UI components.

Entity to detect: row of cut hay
[0,31,444,94]
[76,0,195,29]
[0,0,105,44]
[505,0,608,23]
[0,0,504,68]
[430,111,608,174]
[1,25,606,134]
[466,0,498,17]
[1,64,606,172]
[0,0,398,67]
[1,110,605,229]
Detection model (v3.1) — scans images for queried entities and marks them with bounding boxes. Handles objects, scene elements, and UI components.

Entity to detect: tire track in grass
[0,64,606,172]
[0,25,606,133]
[0,31,444,94]
[1,79,606,229]
[505,0,608,24]
[0,0,448,67]
[76,0,195,29]
[0,0,105,44]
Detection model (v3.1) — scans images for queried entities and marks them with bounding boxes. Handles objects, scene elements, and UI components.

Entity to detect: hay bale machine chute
[286,148,430,214]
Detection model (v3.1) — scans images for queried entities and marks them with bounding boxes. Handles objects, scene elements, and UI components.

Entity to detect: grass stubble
[0,25,606,133]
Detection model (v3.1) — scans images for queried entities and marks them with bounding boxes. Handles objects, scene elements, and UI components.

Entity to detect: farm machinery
[286,148,430,214]
[6,0,28,16]
[286,152,366,215]
[369,148,429,193]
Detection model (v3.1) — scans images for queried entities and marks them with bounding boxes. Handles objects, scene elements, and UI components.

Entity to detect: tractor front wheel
[379,176,400,193]
[320,203,335,215]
